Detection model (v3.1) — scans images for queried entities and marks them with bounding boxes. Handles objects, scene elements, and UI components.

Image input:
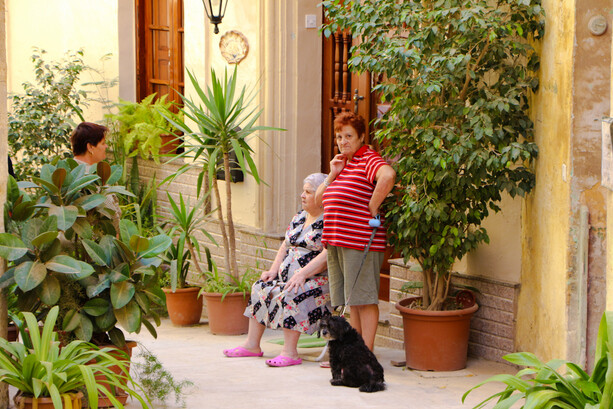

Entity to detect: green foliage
[8,48,89,179]
[322,0,544,310]
[201,265,258,300]
[134,346,193,408]
[463,311,613,408]
[106,93,180,162]
[0,306,151,409]
[163,66,283,279]
[0,158,171,347]
[120,162,159,235]
[163,193,216,290]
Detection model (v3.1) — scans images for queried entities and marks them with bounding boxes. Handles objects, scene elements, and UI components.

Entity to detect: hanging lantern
[202,0,228,34]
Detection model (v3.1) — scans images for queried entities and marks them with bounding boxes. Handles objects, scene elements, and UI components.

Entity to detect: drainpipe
[577,205,589,369]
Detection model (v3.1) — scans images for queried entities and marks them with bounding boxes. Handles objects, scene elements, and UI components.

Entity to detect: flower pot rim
[163,286,201,293]
[395,296,478,316]
[15,390,84,402]
[202,291,249,297]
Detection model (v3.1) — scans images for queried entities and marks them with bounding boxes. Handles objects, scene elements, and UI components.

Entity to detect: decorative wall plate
[219,30,249,64]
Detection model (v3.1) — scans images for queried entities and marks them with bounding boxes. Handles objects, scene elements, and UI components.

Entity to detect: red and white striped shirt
[322,146,388,252]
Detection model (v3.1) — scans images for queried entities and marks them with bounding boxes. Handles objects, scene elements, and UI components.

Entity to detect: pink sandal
[265,355,302,367]
[223,346,264,358]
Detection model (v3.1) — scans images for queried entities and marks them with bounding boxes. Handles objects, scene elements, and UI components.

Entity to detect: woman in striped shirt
[316,112,395,351]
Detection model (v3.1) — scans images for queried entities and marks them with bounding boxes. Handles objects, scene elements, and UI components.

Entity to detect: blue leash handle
[340,215,381,317]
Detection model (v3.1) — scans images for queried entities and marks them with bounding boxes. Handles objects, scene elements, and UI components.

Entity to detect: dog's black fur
[319,316,385,393]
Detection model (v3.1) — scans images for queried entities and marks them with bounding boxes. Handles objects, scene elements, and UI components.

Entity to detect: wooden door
[321,30,391,301]
[321,30,376,174]
[136,0,184,106]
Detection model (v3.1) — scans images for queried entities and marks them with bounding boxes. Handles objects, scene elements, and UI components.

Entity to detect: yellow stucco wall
[515,0,573,360]
[608,31,613,311]
[182,0,262,228]
[5,0,119,122]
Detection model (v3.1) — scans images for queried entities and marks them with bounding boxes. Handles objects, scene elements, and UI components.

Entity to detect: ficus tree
[322,0,545,310]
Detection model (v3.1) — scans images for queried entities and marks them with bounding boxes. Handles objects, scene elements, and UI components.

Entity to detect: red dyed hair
[333,111,366,137]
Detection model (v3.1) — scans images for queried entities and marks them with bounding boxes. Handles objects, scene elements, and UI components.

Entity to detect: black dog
[319,316,385,393]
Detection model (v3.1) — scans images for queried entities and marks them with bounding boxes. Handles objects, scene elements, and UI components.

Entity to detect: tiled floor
[121,318,519,409]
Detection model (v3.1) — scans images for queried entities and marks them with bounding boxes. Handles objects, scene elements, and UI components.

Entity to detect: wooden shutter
[136,0,184,105]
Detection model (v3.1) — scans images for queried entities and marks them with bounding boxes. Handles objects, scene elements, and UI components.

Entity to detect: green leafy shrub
[0,158,171,347]
[106,93,180,162]
[463,311,613,408]
[8,48,89,179]
[322,0,544,310]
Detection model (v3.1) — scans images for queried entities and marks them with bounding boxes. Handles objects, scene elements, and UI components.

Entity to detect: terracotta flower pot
[395,296,478,371]
[95,340,137,408]
[203,292,249,335]
[159,134,181,154]
[163,287,204,326]
[14,391,83,409]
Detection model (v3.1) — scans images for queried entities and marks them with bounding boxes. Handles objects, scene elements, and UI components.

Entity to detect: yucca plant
[463,311,613,408]
[0,306,151,409]
[163,192,216,290]
[163,67,283,280]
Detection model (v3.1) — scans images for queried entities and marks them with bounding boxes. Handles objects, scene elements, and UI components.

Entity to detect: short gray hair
[303,173,327,190]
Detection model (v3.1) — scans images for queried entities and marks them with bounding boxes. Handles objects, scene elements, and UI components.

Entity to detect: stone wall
[384,259,520,363]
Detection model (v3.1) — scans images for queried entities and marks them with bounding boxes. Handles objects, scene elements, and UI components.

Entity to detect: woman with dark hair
[70,121,119,227]
[71,122,109,165]
[315,112,396,352]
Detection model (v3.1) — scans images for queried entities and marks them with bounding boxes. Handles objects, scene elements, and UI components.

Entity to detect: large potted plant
[0,306,151,409]
[323,0,544,370]
[0,158,170,347]
[162,192,215,326]
[162,67,281,333]
[0,159,170,404]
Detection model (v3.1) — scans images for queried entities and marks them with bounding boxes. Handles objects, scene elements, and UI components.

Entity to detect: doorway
[321,29,391,301]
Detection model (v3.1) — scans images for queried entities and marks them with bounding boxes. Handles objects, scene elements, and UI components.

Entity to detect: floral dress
[244,211,331,335]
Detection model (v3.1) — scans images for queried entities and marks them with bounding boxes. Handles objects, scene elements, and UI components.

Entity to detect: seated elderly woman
[223,173,331,367]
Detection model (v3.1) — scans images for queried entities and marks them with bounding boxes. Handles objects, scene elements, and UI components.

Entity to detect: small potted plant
[201,267,258,335]
[162,192,216,326]
[0,306,152,409]
[322,0,544,370]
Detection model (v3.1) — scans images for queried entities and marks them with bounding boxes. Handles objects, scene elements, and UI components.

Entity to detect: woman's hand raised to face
[329,154,347,179]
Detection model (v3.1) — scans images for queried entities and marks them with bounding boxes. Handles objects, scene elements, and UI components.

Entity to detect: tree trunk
[223,152,238,279]
[212,178,232,279]
[0,1,10,406]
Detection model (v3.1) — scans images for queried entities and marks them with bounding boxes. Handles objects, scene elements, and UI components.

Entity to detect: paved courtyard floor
[121,318,518,409]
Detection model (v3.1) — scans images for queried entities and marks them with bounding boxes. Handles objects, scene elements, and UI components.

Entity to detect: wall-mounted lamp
[202,0,228,34]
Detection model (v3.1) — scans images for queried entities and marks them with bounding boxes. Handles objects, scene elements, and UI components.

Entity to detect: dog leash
[308,216,381,363]
[339,215,381,317]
